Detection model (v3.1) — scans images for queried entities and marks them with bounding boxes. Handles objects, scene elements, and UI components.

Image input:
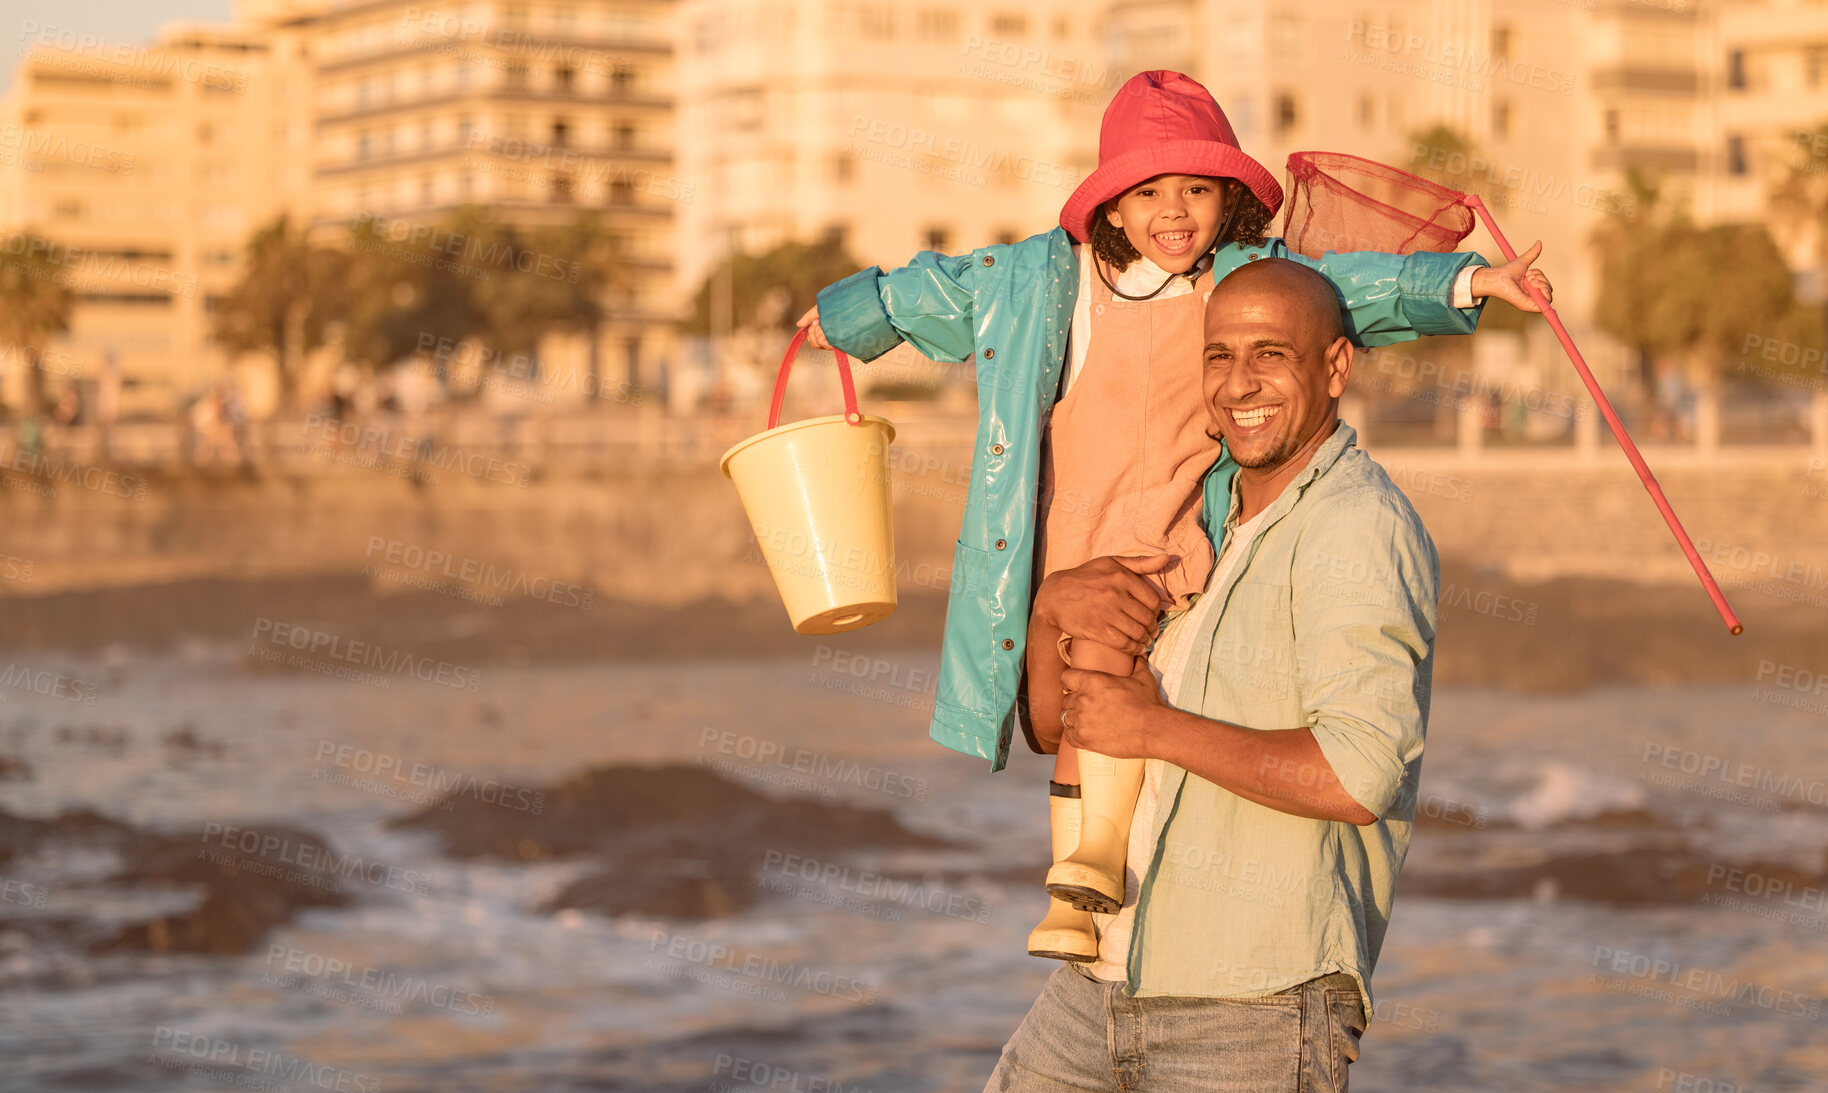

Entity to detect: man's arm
[1063,490,1438,825]
[1021,555,1176,755]
[1059,660,1375,824]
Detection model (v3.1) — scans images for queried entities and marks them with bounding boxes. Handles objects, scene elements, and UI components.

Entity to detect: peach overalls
[1036,282,1220,607]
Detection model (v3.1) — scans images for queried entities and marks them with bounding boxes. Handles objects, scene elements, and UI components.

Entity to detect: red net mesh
[1279,151,1475,259]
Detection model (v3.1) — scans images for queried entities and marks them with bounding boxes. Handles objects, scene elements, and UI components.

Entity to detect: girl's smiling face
[1104,175,1230,273]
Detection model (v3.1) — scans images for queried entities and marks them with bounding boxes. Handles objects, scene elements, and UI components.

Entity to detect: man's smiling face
[1201,260,1353,475]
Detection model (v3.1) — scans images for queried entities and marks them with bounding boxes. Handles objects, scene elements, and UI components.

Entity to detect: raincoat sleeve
[815,251,982,364]
[1278,242,1490,348]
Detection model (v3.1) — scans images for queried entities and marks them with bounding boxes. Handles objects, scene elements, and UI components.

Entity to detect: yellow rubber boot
[1027,787,1100,961]
[1045,749,1143,914]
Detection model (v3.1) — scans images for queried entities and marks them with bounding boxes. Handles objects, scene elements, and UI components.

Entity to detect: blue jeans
[983,964,1366,1092]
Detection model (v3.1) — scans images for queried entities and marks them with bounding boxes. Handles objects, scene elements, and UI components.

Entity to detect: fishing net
[1280,151,1475,258]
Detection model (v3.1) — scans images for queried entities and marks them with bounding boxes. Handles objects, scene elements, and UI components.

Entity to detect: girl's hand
[1470,241,1554,313]
[796,306,833,350]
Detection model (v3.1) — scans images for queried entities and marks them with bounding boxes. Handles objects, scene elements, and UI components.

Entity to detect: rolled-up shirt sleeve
[1290,489,1440,818]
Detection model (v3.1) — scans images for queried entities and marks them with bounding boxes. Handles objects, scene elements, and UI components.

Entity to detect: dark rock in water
[391,763,954,921]
[0,807,351,956]
[1405,843,1828,907]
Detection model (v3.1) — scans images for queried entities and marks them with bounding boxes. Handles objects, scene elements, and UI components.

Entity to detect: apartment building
[0,21,300,415]
[673,0,1115,294]
[1711,0,1828,275]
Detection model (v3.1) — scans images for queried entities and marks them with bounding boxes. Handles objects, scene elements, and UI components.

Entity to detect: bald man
[994,259,1441,1092]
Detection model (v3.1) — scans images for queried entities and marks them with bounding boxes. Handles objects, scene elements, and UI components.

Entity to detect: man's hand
[1060,656,1163,759]
[795,305,833,350]
[1034,555,1173,656]
[1470,241,1554,313]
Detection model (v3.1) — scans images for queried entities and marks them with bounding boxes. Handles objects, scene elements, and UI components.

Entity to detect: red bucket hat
[1059,70,1283,243]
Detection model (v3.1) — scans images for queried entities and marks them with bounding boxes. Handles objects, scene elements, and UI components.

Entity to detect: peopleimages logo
[249,617,483,692]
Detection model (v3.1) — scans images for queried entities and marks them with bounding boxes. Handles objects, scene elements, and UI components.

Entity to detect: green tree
[0,231,76,417]
[1593,171,1817,441]
[339,211,488,375]
[1596,173,1815,383]
[211,216,350,410]
[682,237,863,337]
[468,210,622,384]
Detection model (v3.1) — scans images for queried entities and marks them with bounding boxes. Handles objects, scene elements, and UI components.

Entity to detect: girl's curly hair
[1088,179,1274,272]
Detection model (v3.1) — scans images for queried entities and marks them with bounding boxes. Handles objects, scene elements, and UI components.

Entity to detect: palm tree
[0,231,76,419]
[211,216,350,410]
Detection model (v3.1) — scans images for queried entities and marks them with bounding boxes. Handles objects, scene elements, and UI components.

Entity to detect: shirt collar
[1225,420,1358,526]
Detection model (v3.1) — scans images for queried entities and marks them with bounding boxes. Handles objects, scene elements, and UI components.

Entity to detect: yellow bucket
[720,329,899,635]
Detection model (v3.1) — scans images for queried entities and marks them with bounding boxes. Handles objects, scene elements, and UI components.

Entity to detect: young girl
[798,70,1550,962]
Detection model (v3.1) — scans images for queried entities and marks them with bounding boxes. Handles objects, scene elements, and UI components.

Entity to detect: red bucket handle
[768,327,862,430]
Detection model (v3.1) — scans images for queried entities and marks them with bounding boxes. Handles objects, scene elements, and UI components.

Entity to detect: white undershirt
[1088,503,1274,982]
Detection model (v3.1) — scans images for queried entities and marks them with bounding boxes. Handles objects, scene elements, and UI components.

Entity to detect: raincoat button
[1001,639,1014,650]
[995,539,1006,550]
[983,348,995,359]
[991,443,1004,455]
[1248,253,1259,261]
[983,255,995,266]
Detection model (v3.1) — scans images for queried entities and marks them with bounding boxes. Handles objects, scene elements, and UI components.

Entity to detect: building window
[611,67,634,94]
[1053,16,1068,38]
[455,62,470,89]
[916,9,958,40]
[504,63,529,89]
[421,118,433,149]
[552,119,570,146]
[1493,99,1511,140]
[923,226,950,250]
[551,174,574,202]
[614,122,635,148]
[1357,93,1374,128]
[357,130,371,159]
[1274,92,1298,135]
[991,14,1027,35]
[1492,25,1511,60]
[1727,50,1745,90]
[458,114,473,143]
[1726,134,1747,175]
[1604,108,1619,145]
[610,179,635,204]
[832,152,854,183]
[554,66,574,93]
[421,174,435,203]
[1810,49,1827,88]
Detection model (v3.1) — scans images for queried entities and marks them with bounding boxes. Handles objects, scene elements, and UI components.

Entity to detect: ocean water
[0,646,1824,1092]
